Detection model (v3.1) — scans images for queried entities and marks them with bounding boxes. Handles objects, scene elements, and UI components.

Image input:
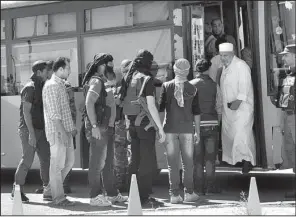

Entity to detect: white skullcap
[219,43,234,52]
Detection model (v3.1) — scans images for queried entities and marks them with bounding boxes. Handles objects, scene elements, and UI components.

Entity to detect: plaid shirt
[43,74,75,139]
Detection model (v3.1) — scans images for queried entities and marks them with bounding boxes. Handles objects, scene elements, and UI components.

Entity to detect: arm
[158,83,166,112]
[215,84,222,122]
[85,79,101,126]
[192,89,201,138]
[147,96,163,131]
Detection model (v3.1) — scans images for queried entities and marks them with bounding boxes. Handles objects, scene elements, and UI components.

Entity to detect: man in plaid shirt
[42,57,77,206]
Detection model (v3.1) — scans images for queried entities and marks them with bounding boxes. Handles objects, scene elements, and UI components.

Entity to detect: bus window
[266,1,295,96]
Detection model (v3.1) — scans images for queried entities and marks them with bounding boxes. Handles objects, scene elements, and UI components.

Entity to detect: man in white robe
[218,43,256,173]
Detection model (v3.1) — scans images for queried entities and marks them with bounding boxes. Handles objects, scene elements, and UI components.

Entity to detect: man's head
[219,43,235,67]
[279,44,296,67]
[120,59,132,75]
[195,58,212,74]
[151,61,159,77]
[32,60,48,82]
[52,57,71,80]
[174,58,190,79]
[135,49,154,73]
[46,60,54,79]
[211,18,224,37]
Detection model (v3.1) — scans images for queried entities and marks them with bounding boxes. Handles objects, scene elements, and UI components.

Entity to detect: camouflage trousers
[114,120,129,189]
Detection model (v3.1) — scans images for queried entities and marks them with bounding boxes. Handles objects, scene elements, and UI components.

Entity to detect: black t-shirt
[141,76,155,97]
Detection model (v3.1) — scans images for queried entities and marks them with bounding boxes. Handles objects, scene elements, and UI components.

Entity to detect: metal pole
[234,1,241,58]
[220,1,224,24]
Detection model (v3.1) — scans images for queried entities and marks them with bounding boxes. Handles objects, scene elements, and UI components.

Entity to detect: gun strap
[138,76,150,98]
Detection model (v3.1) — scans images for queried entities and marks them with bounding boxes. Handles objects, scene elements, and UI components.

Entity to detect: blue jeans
[85,121,117,198]
[15,128,50,192]
[165,133,194,196]
[193,125,218,193]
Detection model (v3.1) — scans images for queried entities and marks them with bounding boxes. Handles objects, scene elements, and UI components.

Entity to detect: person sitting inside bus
[158,58,201,204]
[190,58,222,195]
[211,18,236,49]
[11,60,50,203]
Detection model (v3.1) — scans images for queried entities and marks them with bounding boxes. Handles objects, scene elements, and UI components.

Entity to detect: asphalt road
[1,168,295,215]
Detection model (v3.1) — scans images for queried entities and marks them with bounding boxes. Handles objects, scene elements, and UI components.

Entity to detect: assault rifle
[131,96,158,131]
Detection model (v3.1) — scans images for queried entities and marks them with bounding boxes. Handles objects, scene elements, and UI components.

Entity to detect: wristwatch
[92,124,98,128]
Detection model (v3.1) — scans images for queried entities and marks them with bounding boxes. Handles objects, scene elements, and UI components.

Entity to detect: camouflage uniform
[63,81,77,190]
[113,86,129,190]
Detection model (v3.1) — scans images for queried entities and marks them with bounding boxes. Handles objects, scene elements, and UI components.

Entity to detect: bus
[1,1,295,173]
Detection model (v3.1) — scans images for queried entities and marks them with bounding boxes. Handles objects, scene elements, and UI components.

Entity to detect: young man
[12,60,50,202]
[42,57,76,206]
[218,43,256,173]
[190,58,222,195]
[158,58,200,204]
[82,53,127,207]
[211,18,236,49]
[120,49,166,207]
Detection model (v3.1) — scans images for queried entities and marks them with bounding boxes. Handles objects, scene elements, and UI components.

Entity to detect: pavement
[1,169,295,215]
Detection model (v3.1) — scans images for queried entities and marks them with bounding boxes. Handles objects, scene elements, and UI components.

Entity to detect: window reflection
[9,38,78,95]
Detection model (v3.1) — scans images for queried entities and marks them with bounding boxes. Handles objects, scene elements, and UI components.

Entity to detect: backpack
[122,71,147,116]
[277,73,295,111]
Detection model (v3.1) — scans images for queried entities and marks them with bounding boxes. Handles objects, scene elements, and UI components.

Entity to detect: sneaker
[54,199,75,206]
[11,191,29,203]
[35,188,44,194]
[43,194,52,201]
[90,195,112,207]
[141,197,164,207]
[106,193,128,204]
[170,195,183,204]
[184,192,199,202]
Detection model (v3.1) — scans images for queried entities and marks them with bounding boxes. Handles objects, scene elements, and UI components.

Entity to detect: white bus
[1,1,295,173]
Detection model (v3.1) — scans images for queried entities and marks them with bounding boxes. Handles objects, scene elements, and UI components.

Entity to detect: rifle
[130,76,158,132]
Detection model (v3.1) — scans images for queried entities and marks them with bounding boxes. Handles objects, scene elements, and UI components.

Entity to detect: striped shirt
[43,74,75,140]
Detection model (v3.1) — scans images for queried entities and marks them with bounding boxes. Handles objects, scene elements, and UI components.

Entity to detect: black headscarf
[82,53,114,85]
[120,49,154,100]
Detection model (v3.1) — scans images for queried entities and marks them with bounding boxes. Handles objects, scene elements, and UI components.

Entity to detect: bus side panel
[257,1,285,169]
[1,96,40,169]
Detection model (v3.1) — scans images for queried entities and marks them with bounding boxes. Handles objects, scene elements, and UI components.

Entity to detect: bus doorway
[182,1,267,169]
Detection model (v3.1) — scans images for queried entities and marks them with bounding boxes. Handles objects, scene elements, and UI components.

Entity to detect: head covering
[82,53,113,85]
[134,49,154,72]
[173,58,190,107]
[279,44,296,55]
[219,43,234,52]
[195,58,212,73]
[121,59,132,69]
[32,60,47,74]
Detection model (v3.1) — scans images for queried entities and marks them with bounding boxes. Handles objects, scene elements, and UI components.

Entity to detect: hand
[71,129,77,137]
[28,131,37,147]
[194,132,200,144]
[229,100,242,110]
[92,127,101,140]
[158,129,166,143]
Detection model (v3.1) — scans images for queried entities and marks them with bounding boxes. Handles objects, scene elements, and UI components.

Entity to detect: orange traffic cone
[247,177,261,215]
[12,185,24,215]
[127,174,142,215]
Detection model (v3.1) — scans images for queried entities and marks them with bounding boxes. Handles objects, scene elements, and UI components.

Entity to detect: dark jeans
[127,116,157,201]
[85,122,117,198]
[15,127,50,191]
[194,125,218,193]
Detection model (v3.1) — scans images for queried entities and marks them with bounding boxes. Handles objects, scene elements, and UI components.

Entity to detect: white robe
[220,56,256,165]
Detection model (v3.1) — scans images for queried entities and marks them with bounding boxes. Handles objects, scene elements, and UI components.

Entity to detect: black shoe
[141,197,164,207]
[63,186,72,194]
[11,191,29,202]
[242,160,253,174]
[35,188,44,194]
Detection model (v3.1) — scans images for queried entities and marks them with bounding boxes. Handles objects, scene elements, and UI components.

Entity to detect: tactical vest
[277,73,295,112]
[122,71,147,116]
[82,76,108,126]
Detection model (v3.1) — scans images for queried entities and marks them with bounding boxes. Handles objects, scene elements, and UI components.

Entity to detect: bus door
[181,1,267,168]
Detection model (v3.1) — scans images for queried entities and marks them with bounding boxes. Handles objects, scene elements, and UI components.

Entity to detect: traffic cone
[247,177,261,215]
[127,174,142,215]
[12,185,24,215]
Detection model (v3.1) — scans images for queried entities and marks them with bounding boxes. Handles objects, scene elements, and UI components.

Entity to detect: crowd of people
[10,24,296,207]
